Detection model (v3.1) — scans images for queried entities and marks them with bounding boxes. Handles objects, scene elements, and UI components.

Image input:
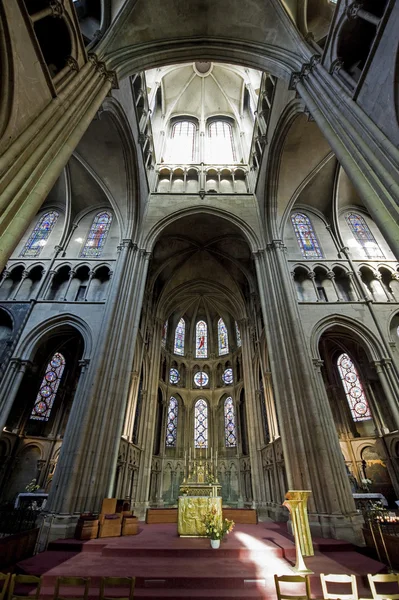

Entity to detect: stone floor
[16,522,388,599]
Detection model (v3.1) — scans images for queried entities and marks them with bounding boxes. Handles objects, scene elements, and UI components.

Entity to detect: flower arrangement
[25,479,40,493]
[203,504,235,540]
[206,474,216,485]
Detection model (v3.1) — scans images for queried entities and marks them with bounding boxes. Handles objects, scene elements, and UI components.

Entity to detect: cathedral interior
[0,0,398,551]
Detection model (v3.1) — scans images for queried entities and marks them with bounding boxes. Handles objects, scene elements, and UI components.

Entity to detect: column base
[132,501,150,521]
[37,513,80,552]
[287,512,365,545]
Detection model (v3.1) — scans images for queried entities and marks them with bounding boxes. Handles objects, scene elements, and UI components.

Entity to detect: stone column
[0,358,32,432]
[254,242,363,543]
[11,270,29,301]
[40,242,150,542]
[373,361,399,430]
[327,271,342,301]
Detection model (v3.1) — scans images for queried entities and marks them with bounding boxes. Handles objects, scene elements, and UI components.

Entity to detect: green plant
[203,504,235,540]
[25,478,40,493]
[206,474,216,484]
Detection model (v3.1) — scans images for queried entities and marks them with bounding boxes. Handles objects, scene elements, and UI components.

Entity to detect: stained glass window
[222,368,233,385]
[170,368,180,384]
[218,318,229,355]
[166,396,178,447]
[224,397,237,447]
[291,213,323,259]
[194,371,209,387]
[174,318,185,355]
[161,321,168,347]
[337,353,372,422]
[194,398,208,448]
[196,320,208,358]
[346,213,384,259]
[235,322,241,347]
[20,211,59,258]
[169,120,197,162]
[208,121,236,163]
[30,352,65,421]
[80,211,112,258]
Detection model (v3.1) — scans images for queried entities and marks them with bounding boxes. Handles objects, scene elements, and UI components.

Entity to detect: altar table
[178,496,222,537]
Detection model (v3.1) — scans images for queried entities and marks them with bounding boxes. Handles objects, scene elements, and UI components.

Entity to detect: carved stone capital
[347,2,362,19]
[330,59,344,75]
[49,0,64,17]
[66,56,79,72]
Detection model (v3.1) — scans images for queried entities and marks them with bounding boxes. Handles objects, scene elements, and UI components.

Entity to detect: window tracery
[20,211,59,257]
[222,368,233,385]
[169,368,180,384]
[166,396,178,447]
[337,353,372,422]
[30,352,65,421]
[346,212,384,259]
[194,398,208,448]
[224,396,237,447]
[208,121,236,163]
[194,371,209,387]
[291,213,323,259]
[195,320,208,358]
[80,211,112,258]
[218,318,229,355]
[174,318,185,355]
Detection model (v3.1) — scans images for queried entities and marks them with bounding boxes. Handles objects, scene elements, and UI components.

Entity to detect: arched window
[224,397,237,447]
[346,213,384,259]
[170,368,180,384]
[337,353,372,422]
[235,322,241,347]
[291,213,323,259]
[168,120,197,162]
[174,318,185,355]
[218,318,229,355]
[20,211,59,257]
[208,121,236,163]
[80,211,112,258]
[195,320,208,358]
[161,320,168,347]
[30,352,66,422]
[165,396,178,447]
[194,398,208,448]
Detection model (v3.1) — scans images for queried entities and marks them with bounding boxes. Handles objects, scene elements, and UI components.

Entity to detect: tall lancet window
[291,213,323,259]
[194,398,208,448]
[208,121,236,163]
[235,321,242,347]
[165,396,178,447]
[195,320,208,358]
[174,318,185,355]
[20,211,59,257]
[346,212,384,259]
[169,120,197,162]
[224,397,237,447]
[337,353,372,422]
[30,352,66,421]
[218,318,229,355]
[80,211,112,258]
[161,320,168,347]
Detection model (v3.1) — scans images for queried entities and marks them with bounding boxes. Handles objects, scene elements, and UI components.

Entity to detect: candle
[189,447,191,461]
[206,446,208,460]
[216,450,218,469]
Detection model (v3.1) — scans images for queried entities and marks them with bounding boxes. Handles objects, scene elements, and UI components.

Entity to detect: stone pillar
[373,361,399,430]
[327,271,342,301]
[40,242,150,542]
[0,358,32,432]
[253,242,363,543]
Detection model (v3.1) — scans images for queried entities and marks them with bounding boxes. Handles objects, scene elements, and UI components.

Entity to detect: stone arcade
[0,0,398,554]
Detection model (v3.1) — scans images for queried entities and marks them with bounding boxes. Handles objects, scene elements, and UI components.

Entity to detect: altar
[177,447,222,537]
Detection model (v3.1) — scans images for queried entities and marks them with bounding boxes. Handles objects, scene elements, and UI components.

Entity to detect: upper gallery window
[224,396,237,447]
[337,353,372,422]
[30,352,66,422]
[165,396,178,447]
[195,320,208,358]
[208,120,236,163]
[20,211,59,257]
[169,368,180,384]
[218,318,229,355]
[345,212,384,259]
[80,211,112,258]
[174,318,185,355]
[168,120,197,163]
[291,213,323,259]
[194,398,208,448]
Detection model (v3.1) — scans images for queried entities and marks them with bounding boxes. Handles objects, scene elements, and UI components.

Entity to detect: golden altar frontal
[178,496,222,536]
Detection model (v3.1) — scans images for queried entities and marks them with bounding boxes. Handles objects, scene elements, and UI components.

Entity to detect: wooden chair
[7,575,42,600]
[54,576,90,600]
[99,577,135,600]
[274,574,311,600]
[320,574,358,600]
[0,574,11,600]
[368,573,399,600]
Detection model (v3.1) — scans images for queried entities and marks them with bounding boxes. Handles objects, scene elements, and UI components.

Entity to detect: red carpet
[16,522,386,599]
